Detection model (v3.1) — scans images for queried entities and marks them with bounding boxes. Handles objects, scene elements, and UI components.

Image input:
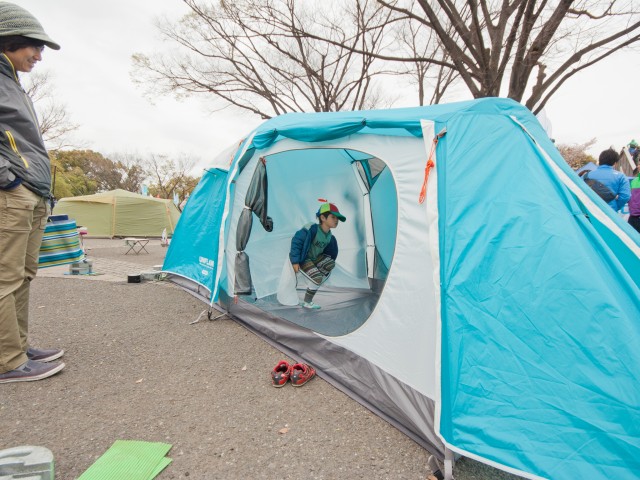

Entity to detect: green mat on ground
[77,440,172,480]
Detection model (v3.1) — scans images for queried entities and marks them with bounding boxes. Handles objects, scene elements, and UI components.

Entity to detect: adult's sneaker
[27,347,64,362]
[290,363,316,387]
[271,360,292,388]
[0,360,65,384]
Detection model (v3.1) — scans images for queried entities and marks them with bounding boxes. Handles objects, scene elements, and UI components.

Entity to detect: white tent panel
[222,133,438,397]
[296,134,439,399]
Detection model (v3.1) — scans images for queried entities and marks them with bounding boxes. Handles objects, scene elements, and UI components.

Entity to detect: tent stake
[207,308,226,321]
[190,307,227,324]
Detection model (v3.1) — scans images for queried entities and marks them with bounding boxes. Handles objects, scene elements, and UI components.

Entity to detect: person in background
[586,148,631,212]
[289,201,346,310]
[0,2,65,383]
[628,140,639,166]
[628,167,640,234]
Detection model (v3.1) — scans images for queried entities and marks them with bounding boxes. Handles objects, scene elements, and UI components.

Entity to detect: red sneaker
[290,363,316,387]
[271,360,292,387]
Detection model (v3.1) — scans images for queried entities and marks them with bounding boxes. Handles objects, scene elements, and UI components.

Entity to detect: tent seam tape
[421,119,445,445]
[111,195,116,237]
[509,115,639,256]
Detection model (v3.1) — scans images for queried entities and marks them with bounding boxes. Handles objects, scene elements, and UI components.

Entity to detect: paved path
[28,239,513,480]
[37,238,170,283]
[38,257,162,282]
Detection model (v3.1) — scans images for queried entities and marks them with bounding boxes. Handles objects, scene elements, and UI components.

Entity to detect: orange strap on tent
[419,138,438,204]
[418,159,435,204]
[418,129,446,204]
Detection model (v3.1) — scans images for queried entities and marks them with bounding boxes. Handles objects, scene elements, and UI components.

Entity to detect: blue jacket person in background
[586,148,631,212]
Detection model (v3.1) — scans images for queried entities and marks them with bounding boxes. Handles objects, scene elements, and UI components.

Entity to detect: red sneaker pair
[271,360,316,387]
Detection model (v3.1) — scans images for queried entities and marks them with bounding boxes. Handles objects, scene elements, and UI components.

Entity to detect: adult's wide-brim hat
[0,2,60,50]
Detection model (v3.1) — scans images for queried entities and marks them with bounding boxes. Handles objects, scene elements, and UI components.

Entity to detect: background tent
[54,189,181,238]
[163,98,640,480]
[575,161,597,175]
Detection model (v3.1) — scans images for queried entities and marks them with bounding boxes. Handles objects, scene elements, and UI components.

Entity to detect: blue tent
[576,161,597,175]
[164,98,640,480]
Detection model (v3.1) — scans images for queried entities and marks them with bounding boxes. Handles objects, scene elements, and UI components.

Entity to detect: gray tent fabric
[219,290,445,458]
[234,208,253,295]
[246,158,272,232]
[234,158,272,295]
[249,286,377,337]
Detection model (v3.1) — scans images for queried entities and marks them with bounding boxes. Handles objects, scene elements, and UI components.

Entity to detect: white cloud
[20,0,261,173]
[18,0,640,169]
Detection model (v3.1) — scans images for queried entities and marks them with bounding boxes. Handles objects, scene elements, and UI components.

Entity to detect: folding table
[124,238,150,255]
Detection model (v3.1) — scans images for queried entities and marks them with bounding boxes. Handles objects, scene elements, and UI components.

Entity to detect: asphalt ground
[1,238,521,480]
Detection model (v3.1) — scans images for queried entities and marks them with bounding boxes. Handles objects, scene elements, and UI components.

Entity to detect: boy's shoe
[271,360,292,387]
[290,363,316,387]
[0,360,65,384]
[27,347,64,362]
[301,301,321,310]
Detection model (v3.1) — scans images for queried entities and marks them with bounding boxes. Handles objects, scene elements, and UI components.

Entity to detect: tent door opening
[229,147,398,337]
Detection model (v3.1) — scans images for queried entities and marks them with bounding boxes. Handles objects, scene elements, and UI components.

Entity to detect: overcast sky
[18,0,640,172]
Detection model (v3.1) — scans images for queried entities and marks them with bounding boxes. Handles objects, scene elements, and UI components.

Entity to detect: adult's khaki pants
[0,185,48,373]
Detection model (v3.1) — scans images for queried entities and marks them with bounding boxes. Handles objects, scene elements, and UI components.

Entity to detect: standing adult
[628,140,639,167]
[585,148,631,212]
[0,2,65,383]
[628,168,640,234]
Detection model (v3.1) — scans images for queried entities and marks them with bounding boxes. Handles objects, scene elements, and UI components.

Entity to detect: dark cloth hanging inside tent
[235,157,272,294]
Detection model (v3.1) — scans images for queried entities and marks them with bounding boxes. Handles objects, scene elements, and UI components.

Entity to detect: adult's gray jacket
[0,53,50,197]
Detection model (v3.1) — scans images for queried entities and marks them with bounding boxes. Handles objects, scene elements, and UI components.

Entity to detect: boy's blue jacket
[289,223,338,264]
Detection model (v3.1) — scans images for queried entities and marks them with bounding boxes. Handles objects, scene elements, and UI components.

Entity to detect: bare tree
[391,12,460,105]
[377,0,640,113]
[145,153,199,200]
[22,71,79,149]
[557,138,597,169]
[132,0,398,118]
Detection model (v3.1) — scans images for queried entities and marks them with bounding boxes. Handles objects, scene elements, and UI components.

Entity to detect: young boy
[289,201,346,309]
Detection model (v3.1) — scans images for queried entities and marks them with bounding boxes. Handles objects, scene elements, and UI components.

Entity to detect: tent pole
[444,447,455,480]
[111,196,117,238]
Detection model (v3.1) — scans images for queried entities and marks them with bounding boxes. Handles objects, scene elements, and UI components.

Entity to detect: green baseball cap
[316,202,346,222]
